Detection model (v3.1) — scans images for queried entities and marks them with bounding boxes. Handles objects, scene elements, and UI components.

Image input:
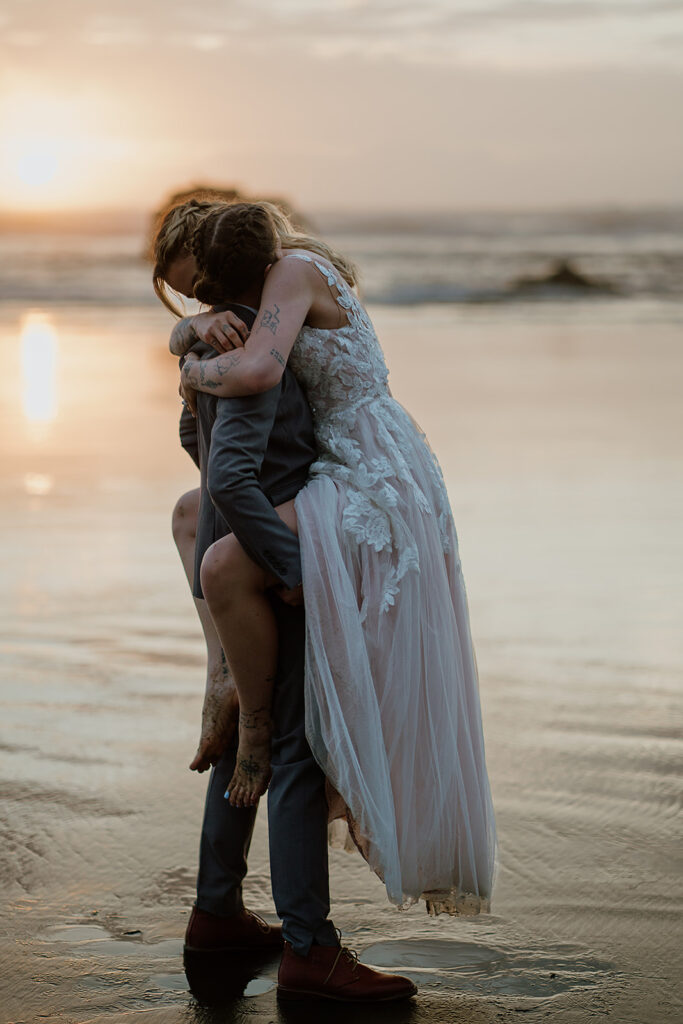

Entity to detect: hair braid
[151,198,225,315]
[190,203,278,305]
[152,196,359,317]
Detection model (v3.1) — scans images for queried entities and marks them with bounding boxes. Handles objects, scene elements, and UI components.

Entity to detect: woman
[152,200,496,914]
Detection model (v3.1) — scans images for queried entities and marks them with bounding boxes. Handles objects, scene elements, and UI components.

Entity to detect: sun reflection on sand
[20,313,59,424]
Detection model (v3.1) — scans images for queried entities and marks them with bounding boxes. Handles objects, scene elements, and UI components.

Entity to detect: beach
[0,295,681,1024]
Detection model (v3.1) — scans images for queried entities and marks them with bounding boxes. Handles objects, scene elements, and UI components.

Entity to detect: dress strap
[281,251,337,286]
[281,252,362,327]
[281,252,313,265]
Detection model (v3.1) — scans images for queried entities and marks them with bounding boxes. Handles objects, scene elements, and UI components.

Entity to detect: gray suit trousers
[181,312,336,956]
[196,598,338,956]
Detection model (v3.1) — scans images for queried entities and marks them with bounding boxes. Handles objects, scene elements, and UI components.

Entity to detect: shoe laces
[323,930,360,985]
[248,910,271,934]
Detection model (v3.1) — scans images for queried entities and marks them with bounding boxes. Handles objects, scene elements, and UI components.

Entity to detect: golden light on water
[21,314,59,424]
[23,472,54,496]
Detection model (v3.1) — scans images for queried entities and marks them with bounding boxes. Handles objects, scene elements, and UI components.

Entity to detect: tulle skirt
[294,398,497,914]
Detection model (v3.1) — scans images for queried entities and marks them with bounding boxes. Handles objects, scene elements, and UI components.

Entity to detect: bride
[152,199,496,913]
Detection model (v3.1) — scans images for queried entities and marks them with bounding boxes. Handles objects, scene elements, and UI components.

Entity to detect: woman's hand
[180,258,315,399]
[192,310,249,353]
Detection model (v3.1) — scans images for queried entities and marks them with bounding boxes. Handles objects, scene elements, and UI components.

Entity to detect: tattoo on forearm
[170,317,199,355]
[260,304,281,335]
[185,351,241,390]
[198,361,220,390]
[270,348,286,369]
[215,352,241,376]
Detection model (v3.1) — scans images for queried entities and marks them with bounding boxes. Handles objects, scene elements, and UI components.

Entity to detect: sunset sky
[0,0,682,213]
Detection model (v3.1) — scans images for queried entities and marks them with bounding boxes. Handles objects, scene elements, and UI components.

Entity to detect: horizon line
[2,200,683,227]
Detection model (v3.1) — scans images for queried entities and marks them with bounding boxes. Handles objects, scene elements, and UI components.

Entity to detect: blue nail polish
[224,790,230,800]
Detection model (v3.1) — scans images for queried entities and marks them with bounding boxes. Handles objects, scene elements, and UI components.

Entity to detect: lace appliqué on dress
[285,251,456,605]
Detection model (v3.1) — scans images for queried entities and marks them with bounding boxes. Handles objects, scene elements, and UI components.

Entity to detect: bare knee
[172,488,199,547]
[200,535,262,606]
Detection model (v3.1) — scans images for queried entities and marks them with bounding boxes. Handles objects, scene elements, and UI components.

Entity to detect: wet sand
[0,301,681,1023]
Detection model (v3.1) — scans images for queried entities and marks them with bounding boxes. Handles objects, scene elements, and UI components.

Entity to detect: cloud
[5,30,44,46]
[1,5,682,212]
[452,0,683,25]
[0,0,682,69]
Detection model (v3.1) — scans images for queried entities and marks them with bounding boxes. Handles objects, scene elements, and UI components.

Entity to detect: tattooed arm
[169,317,199,357]
[181,258,315,398]
[169,309,249,357]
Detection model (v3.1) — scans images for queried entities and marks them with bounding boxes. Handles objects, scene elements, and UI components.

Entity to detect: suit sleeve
[178,338,214,470]
[206,383,302,589]
[179,405,200,469]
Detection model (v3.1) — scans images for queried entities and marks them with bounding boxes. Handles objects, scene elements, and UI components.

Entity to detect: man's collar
[212,301,258,316]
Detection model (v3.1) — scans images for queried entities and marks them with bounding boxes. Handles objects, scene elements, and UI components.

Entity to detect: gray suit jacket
[178,304,316,598]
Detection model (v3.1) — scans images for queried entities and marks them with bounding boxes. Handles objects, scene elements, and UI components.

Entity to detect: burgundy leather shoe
[184,905,284,953]
[277,940,418,1002]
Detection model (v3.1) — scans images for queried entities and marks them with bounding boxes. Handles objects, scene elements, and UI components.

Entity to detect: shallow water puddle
[44,923,183,958]
[243,977,277,996]
[50,925,113,942]
[362,938,613,998]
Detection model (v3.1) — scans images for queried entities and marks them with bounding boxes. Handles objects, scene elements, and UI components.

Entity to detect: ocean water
[0,211,682,1023]
[1,206,683,311]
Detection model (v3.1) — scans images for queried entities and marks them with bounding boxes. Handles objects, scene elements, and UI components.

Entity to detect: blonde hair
[152,198,225,316]
[151,197,358,316]
[259,202,358,289]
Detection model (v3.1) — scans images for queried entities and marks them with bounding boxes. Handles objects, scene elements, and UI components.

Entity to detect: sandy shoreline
[0,302,681,1023]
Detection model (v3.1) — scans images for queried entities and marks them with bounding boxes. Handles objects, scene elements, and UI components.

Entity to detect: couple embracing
[151,197,496,1003]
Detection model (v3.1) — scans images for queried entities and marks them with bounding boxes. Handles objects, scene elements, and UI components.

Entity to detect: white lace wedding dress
[287,253,497,914]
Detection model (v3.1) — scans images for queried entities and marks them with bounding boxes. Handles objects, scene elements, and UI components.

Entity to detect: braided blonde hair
[152,197,358,316]
[152,198,225,315]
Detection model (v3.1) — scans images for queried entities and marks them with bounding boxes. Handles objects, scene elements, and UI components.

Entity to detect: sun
[0,91,100,208]
[0,88,137,211]
[14,139,61,188]
[2,134,72,207]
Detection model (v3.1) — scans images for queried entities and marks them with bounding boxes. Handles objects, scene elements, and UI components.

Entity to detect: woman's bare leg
[200,499,298,808]
[172,489,239,772]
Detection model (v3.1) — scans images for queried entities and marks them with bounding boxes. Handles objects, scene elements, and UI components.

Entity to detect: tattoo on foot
[238,754,263,780]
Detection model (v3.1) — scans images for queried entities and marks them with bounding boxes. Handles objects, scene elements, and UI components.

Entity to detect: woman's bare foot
[190,661,240,773]
[226,711,272,808]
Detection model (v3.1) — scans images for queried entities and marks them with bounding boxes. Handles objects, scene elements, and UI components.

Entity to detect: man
[170,301,416,1003]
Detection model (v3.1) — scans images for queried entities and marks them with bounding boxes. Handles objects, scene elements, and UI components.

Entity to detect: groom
[171,301,416,1003]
